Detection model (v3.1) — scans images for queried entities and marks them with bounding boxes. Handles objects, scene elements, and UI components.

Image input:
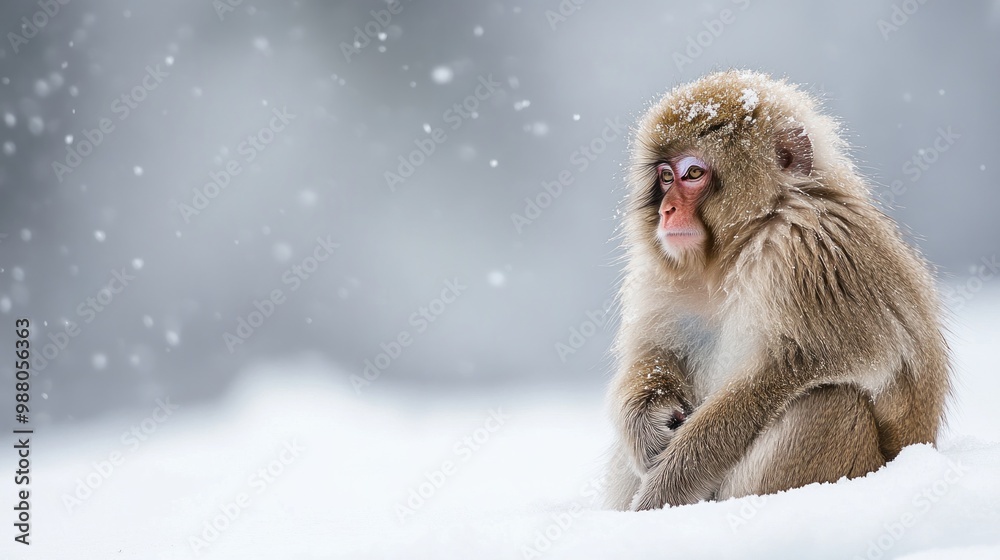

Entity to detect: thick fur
[605,71,950,511]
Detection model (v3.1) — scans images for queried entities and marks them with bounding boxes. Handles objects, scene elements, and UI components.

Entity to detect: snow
[431,66,454,84]
[271,242,293,262]
[28,291,1000,558]
[165,330,181,346]
[27,115,45,135]
[740,87,760,112]
[684,101,720,122]
[527,121,550,136]
[90,353,108,370]
[487,270,506,286]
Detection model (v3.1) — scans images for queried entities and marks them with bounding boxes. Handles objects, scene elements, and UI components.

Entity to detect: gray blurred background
[0,0,997,425]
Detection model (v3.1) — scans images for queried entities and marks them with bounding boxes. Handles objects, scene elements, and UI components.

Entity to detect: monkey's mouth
[657,229,705,259]
[658,230,704,239]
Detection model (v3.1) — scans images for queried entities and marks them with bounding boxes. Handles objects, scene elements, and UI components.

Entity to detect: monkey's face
[654,155,712,261]
[628,71,826,271]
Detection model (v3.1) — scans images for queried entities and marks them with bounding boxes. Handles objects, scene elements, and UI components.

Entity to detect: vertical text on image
[13,318,33,546]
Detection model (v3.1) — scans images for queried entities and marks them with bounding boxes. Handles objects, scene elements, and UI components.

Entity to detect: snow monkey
[605,71,950,510]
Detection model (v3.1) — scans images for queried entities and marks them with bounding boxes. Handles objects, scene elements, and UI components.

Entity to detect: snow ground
[22,291,1000,559]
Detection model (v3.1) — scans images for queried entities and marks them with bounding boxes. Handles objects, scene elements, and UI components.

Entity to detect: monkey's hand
[630,371,792,510]
[629,439,710,511]
[613,356,692,474]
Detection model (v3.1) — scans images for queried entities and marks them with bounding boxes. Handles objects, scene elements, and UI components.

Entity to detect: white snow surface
[26,292,1000,559]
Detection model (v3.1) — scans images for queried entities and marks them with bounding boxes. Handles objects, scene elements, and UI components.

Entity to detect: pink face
[655,155,712,258]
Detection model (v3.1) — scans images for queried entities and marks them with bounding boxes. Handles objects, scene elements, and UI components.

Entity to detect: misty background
[0,0,998,425]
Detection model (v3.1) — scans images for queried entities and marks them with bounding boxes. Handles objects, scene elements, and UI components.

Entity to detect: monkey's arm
[630,361,800,509]
[610,352,693,474]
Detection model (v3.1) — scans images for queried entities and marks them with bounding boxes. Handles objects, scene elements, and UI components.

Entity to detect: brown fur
[605,71,950,510]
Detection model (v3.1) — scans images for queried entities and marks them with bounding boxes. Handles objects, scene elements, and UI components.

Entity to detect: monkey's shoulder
[728,194,939,348]
[749,193,922,283]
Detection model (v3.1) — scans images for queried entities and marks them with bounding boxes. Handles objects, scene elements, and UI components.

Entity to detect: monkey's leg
[603,443,642,510]
[607,352,691,510]
[717,384,885,500]
[610,354,692,473]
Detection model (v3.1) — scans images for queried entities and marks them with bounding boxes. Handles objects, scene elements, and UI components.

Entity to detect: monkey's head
[626,70,850,271]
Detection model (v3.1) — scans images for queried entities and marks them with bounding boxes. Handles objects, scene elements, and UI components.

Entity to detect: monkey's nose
[660,207,676,225]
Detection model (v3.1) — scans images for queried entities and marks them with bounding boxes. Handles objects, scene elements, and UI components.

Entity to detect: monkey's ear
[776,126,813,176]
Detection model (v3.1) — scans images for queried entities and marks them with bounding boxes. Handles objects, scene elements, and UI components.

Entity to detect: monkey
[603,70,950,511]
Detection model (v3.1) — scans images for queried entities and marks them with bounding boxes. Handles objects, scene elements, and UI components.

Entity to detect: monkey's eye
[659,166,674,186]
[684,166,705,180]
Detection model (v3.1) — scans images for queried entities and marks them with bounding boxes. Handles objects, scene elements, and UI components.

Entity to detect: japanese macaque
[605,71,950,511]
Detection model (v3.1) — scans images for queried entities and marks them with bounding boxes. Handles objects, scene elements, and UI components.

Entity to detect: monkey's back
[726,185,950,456]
